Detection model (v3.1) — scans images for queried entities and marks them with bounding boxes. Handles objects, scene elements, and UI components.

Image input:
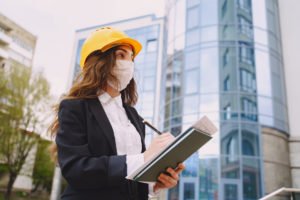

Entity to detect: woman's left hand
[153,163,185,192]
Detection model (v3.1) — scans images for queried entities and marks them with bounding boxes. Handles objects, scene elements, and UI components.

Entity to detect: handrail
[259,187,300,200]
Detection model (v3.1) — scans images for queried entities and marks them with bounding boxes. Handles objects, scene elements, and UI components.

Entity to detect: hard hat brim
[101,37,142,58]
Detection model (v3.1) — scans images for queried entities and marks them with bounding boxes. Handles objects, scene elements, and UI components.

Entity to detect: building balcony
[0,47,8,59]
[0,31,12,45]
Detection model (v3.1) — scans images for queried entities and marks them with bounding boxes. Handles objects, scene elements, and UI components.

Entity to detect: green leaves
[0,64,51,197]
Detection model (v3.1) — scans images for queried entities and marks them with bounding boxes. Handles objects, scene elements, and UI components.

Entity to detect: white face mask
[108,60,134,91]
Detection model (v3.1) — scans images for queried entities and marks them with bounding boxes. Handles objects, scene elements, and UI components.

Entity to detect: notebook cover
[134,128,212,182]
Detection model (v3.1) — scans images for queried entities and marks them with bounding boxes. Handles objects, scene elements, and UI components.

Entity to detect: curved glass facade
[161,0,288,199]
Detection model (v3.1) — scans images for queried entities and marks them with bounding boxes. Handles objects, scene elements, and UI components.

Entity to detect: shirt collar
[98,91,123,107]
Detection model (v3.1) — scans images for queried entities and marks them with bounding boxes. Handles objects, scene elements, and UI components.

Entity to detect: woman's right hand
[143,132,175,162]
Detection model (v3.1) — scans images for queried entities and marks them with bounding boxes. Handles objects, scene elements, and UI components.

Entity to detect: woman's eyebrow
[116,48,133,56]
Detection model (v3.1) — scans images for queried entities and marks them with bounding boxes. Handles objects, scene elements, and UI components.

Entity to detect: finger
[159,140,174,147]
[161,132,171,136]
[156,137,171,144]
[157,139,174,148]
[175,166,185,173]
[161,132,174,139]
[158,173,177,187]
[166,168,179,181]
[175,163,185,173]
[177,163,185,169]
[158,175,172,188]
[158,136,174,143]
[167,133,175,139]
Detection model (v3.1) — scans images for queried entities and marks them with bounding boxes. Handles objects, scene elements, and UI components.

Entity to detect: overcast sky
[0,0,164,100]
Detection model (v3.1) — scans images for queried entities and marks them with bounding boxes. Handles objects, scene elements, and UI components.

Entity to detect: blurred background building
[161,0,299,199]
[278,0,300,192]
[0,12,36,70]
[66,0,300,199]
[0,12,38,191]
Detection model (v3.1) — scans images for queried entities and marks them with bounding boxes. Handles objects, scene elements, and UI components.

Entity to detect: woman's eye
[117,53,124,58]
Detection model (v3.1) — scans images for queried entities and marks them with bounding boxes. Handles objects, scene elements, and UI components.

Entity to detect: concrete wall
[262,127,291,194]
[289,138,300,188]
[278,0,300,188]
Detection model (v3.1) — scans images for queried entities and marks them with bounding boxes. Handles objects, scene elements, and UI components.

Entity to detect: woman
[49,27,185,200]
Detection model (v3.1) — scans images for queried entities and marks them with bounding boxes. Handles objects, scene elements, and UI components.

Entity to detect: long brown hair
[48,46,138,161]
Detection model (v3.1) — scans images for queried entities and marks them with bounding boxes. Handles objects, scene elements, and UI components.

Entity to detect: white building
[0,12,37,191]
[278,0,300,189]
[0,12,36,70]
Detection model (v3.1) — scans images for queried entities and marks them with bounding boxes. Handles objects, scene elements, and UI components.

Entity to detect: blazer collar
[87,98,145,154]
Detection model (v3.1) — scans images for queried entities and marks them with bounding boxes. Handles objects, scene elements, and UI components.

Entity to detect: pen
[142,120,163,135]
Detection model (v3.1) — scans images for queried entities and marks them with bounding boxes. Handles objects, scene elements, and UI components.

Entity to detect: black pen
[142,120,163,135]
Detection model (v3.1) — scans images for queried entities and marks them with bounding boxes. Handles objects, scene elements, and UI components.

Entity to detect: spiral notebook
[126,116,217,183]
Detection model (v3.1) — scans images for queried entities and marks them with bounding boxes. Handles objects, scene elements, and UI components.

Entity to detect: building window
[0,26,7,33]
[239,42,254,65]
[183,183,195,199]
[187,7,199,29]
[238,15,253,38]
[146,39,157,52]
[224,104,231,120]
[238,0,251,13]
[184,95,198,114]
[143,76,155,91]
[222,24,229,38]
[241,97,257,121]
[186,29,200,46]
[222,0,228,18]
[240,69,256,92]
[224,75,230,91]
[12,36,33,53]
[223,48,229,66]
[242,139,254,156]
[185,50,199,69]
[184,69,198,94]
[227,136,238,162]
[173,73,181,86]
[187,0,200,8]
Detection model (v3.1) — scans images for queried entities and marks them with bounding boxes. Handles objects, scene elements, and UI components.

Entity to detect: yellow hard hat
[79,26,142,68]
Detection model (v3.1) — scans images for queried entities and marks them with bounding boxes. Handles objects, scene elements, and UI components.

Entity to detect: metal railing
[260,187,300,200]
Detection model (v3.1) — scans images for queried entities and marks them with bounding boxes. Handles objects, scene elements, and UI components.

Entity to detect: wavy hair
[48,46,138,161]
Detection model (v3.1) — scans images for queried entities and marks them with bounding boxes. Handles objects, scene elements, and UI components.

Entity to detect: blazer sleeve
[55,99,127,189]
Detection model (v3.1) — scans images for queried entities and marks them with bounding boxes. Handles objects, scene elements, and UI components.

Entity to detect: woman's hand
[153,163,185,192]
[143,132,175,162]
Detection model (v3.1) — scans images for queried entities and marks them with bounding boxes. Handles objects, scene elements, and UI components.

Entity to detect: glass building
[161,0,288,199]
[71,1,293,198]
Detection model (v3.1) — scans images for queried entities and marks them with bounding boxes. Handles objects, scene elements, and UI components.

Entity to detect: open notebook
[126,116,217,183]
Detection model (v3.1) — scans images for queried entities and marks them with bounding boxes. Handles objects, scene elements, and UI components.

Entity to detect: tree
[31,138,55,194]
[0,64,50,200]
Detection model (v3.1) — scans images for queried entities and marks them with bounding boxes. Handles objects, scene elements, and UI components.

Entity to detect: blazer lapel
[87,98,117,154]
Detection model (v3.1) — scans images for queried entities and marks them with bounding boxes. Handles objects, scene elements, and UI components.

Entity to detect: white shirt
[98,92,144,175]
[98,92,158,197]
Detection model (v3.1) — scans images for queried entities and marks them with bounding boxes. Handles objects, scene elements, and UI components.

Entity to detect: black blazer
[56,98,149,200]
